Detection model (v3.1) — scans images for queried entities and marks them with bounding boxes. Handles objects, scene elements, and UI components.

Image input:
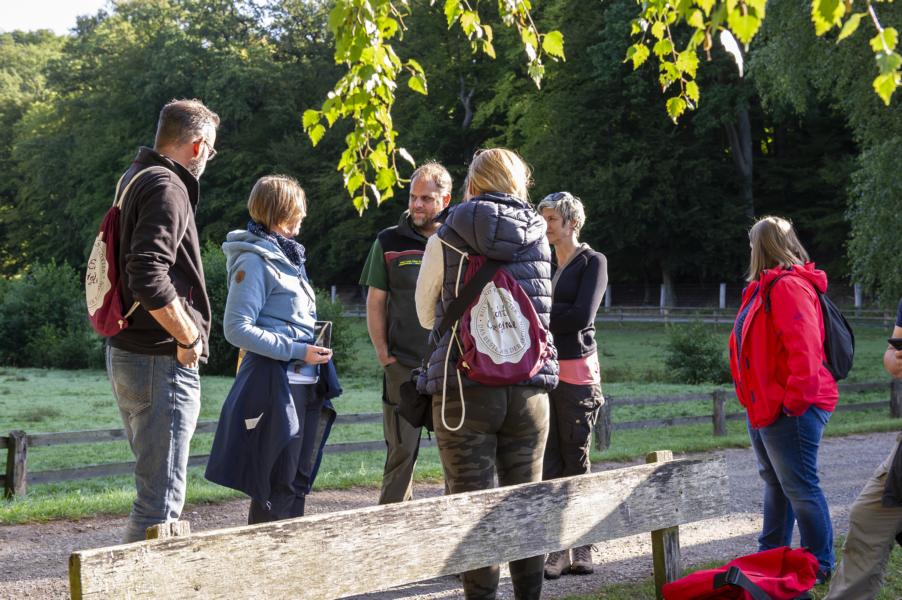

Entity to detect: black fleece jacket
[550,247,608,360]
[108,147,211,359]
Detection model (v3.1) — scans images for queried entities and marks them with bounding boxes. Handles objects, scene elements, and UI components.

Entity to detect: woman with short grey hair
[537,191,608,579]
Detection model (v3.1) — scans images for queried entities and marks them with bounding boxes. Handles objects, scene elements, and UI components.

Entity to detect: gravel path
[1,431,897,599]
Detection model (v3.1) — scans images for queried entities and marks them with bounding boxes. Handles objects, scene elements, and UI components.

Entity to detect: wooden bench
[69,450,729,599]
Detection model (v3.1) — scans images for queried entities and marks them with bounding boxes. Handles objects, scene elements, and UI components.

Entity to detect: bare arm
[885,325,902,379]
[366,287,395,367]
[148,300,201,368]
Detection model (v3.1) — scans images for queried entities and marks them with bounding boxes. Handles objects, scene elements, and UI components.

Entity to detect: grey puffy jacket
[418,192,559,395]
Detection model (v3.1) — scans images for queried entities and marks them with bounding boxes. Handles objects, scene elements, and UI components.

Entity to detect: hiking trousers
[433,384,549,600]
[379,361,422,504]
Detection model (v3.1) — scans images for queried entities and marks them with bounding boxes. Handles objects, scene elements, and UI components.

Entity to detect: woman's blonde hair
[247,175,307,231]
[747,215,810,281]
[466,148,532,201]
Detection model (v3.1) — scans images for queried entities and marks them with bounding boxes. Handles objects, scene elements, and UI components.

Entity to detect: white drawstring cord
[438,239,468,432]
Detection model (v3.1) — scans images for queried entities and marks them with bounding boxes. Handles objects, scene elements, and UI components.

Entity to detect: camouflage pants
[380,361,422,504]
[433,385,549,600]
[543,382,603,480]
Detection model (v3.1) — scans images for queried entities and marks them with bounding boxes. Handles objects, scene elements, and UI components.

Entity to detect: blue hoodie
[221,230,317,379]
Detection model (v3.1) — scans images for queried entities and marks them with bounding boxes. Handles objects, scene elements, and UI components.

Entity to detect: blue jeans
[106,346,201,542]
[748,405,834,574]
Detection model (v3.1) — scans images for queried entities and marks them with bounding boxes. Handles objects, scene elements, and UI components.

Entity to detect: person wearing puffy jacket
[415,148,557,600]
[728,216,838,582]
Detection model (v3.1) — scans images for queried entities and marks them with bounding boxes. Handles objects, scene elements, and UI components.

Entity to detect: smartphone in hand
[889,338,902,351]
[314,321,332,349]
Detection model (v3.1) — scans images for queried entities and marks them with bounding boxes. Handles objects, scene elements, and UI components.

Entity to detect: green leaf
[353,195,366,215]
[872,73,897,105]
[695,0,715,17]
[528,61,545,88]
[308,124,326,147]
[653,38,674,59]
[727,12,761,45]
[460,11,479,36]
[302,109,320,129]
[376,167,396,190]
[408,73,427,95]
[521,27,539,50]
[813,0,845,33]
[686,80,700,103]
[444,0,462,27]
[676,50,699,77]
[651,21,667,41]
[687,9,705,29]
[346,171,365,195]
[626,43,650,69]
[870,28,899,53]
[483,40,496,59]
[666,96,687,122]
[837,13,863,42]
[876,52,902,75]
[542,31,565,60]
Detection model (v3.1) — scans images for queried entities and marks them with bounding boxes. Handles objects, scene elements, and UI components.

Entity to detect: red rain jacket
[729,263,838,429]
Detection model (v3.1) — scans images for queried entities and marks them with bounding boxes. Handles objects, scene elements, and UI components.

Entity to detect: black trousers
[542,381,603,480]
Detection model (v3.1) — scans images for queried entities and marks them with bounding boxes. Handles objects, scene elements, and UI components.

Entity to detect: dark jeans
[748,405,834,574]
[543,382,602,480]
[433,385,549,600]
[248,383,321,524]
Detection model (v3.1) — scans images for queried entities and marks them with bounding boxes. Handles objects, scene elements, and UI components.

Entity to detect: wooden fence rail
[5,381,900,498]
[69,451,729,600]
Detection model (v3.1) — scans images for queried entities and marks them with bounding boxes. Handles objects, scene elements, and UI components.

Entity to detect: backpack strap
[712,566,772,600]
[114,166,165,209]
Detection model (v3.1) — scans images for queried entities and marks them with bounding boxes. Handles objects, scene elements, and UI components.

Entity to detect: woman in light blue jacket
[219,175,332,524]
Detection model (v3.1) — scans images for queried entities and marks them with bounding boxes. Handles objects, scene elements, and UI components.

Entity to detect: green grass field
[0,320,898,524]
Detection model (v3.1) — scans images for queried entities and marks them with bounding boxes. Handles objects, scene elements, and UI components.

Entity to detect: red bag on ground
[457,255,550,385]
[662,547,819,600]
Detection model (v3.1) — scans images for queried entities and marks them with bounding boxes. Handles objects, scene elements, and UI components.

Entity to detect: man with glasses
[359,162,452,503]
[106,98,219,542]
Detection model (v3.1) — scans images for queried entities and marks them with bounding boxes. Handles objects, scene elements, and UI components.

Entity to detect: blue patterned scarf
[247,220,307,273]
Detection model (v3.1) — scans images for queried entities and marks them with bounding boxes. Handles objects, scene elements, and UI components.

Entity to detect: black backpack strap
[712,566,773,600]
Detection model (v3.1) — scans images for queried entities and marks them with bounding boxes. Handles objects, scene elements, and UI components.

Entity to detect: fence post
[594,399,613,451]
[604,285,612,309]
[146,521,192,540]
[4,430,27,498]
[719,283,726,310]
[647,450,681,600]
[330,285,337,303]
[659,284,666,314]
[854,284,862,309]
[891,379,902,419]
[712,390,727,436]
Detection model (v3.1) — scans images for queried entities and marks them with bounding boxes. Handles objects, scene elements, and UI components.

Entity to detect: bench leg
[647,451,681,600]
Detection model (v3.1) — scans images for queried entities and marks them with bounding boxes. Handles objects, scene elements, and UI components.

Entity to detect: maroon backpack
[457,255,550,386]
[84,167,156,336]
[662,547,819,600]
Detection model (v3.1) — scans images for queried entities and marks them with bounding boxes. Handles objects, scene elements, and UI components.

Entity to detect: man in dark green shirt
[359,162,452,503]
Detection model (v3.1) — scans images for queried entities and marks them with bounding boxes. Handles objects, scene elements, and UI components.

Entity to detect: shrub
[664,322,731,385]
[0,262,104,369]
[201,242,237,376]
[314,288,354,369]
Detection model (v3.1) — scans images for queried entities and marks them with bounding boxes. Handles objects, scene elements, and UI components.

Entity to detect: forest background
[0,0,900,374]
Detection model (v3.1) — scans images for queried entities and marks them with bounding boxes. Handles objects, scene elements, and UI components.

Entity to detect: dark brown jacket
[108,147,211,359]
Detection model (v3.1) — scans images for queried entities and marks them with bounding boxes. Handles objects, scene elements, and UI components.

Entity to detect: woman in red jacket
[728,216,838,582]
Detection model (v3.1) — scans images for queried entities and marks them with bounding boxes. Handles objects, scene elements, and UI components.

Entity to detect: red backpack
[85,167,157,336]
[457,255,550,386]
[662,547,819,600]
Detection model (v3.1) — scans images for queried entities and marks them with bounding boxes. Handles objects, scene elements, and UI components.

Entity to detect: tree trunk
[724,106,754,220]
[662,268,677,307]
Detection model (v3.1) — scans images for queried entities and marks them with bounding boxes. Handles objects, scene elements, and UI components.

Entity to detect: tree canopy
[0,0,898,302]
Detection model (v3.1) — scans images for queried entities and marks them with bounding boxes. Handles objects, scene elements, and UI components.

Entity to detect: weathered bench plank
[70,456,728,599]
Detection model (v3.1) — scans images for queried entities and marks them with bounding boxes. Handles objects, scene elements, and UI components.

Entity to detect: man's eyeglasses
[201,139,217,161]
